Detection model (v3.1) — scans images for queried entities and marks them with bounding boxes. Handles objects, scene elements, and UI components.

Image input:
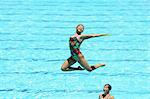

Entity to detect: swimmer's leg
[77,53,105,72]
[61,56,84,71]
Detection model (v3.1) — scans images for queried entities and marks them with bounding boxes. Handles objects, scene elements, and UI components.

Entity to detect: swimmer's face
[103,85,110,94]
[76,25,84,33]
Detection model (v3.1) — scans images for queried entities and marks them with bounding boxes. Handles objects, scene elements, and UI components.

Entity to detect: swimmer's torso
[69,33,83,49]
[69,33,83,60]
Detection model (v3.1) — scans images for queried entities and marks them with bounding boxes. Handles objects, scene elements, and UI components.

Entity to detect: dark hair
[76,24,84,29]
[104,84,112,90]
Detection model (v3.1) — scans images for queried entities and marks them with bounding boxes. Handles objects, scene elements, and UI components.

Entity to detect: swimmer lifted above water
[61,24,110,72]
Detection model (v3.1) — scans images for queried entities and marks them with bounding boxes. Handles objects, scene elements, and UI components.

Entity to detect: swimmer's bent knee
[87,66,96,72]
[87,69,92,72]
[61,67,66,71]
[61,65,67,71]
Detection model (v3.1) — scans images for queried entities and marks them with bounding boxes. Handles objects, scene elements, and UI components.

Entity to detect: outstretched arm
[80,34,110,40]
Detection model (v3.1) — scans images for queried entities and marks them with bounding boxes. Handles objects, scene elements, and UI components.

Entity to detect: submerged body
[99,84,114,99]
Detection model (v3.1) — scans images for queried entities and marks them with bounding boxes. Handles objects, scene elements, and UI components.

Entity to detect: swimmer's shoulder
[99,94,103,99]
[70,34,76,38]
[109,95,114,99]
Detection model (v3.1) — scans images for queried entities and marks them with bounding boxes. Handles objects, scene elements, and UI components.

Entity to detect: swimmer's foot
[90,64,106,71]
[94,63,106,68]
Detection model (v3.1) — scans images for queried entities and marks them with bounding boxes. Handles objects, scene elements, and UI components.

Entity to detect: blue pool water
[0,0,150,98]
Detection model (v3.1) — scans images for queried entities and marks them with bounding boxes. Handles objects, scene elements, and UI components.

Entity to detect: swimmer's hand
[81,34,111,39]
[101,34,111,36]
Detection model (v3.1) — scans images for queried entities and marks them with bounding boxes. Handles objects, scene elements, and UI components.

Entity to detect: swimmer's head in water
[76,24,84,34]
[103,84,112,94]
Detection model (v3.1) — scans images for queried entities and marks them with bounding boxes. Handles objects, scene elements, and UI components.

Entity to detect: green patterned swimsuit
[69,34,83,61]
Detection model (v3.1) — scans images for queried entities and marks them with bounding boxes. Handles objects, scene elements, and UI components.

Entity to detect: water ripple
[0,39,148,43]
[0,47,149,51]
[0,88,150,95]
[0,71,150,77]
[0,58,150,62]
